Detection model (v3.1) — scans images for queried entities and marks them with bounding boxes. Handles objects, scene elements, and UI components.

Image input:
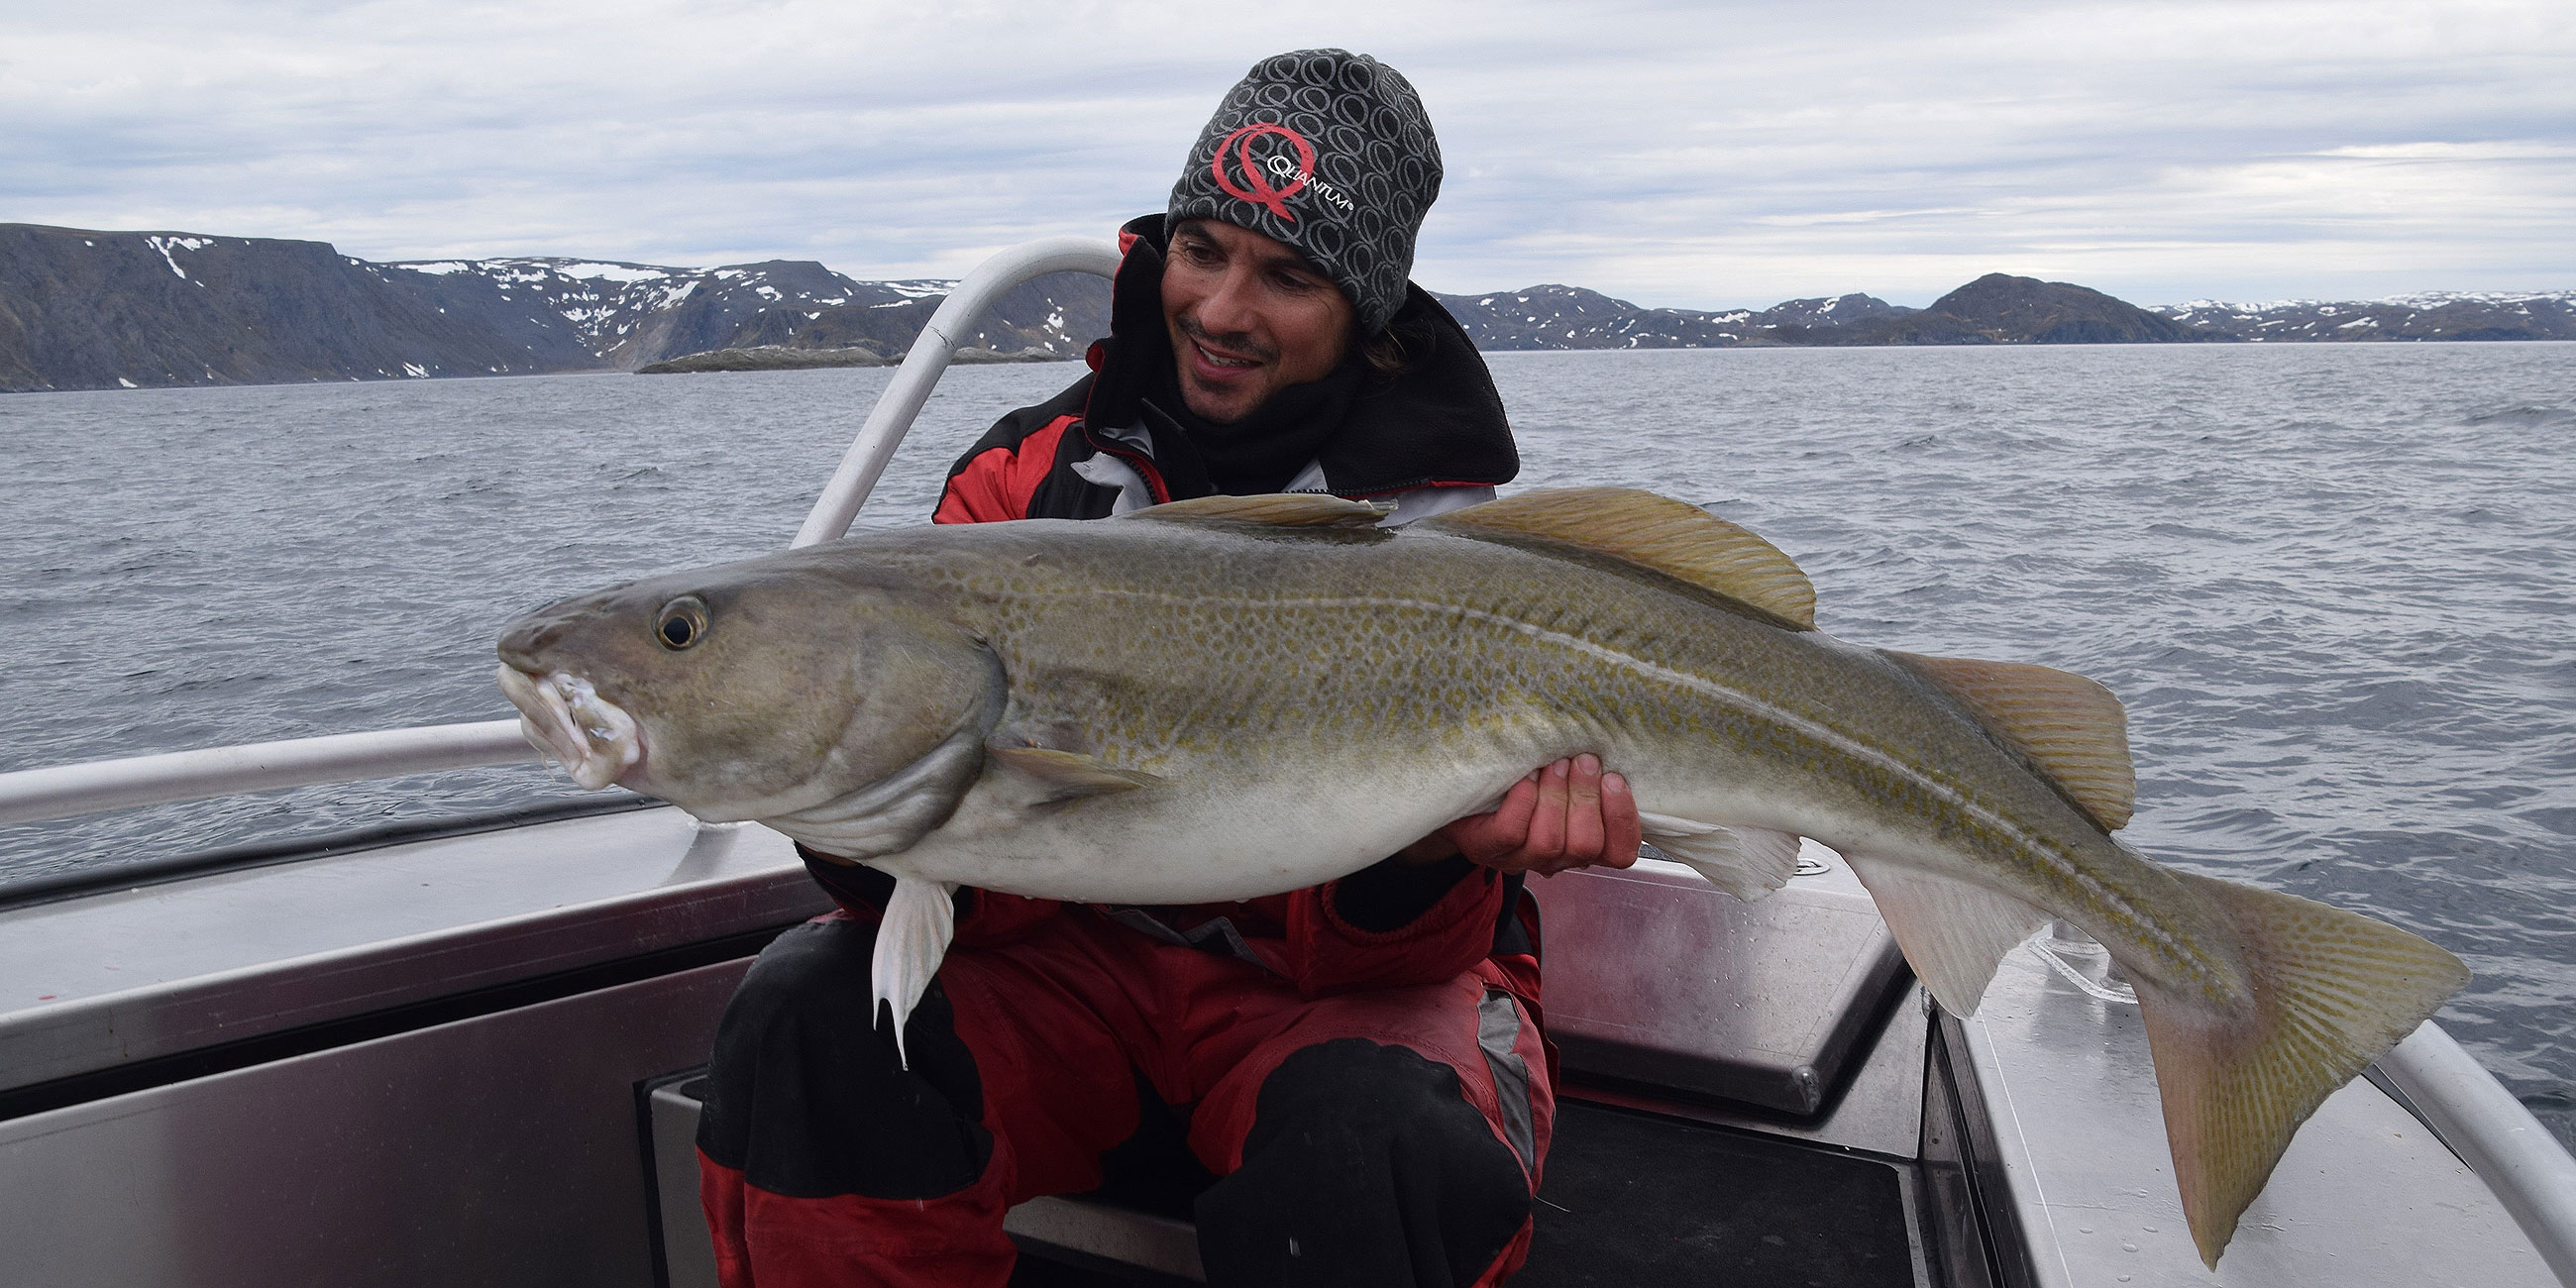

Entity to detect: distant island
[3,222,2568,393]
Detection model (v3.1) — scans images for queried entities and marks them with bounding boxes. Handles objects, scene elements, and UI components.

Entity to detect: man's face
[1160,218,1356,424]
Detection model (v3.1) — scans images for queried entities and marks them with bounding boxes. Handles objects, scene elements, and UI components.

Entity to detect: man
[697,50,1640,1288]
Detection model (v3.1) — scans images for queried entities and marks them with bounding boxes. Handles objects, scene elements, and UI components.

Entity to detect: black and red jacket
[806,214,1539,1009]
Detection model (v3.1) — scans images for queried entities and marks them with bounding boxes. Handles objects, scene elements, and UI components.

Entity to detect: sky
[4,0,2571,310]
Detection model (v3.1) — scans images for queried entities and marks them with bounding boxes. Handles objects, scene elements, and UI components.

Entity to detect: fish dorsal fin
[1422,487,1816,629]
[1889,652,2138,830]
[1126,493,1392,529]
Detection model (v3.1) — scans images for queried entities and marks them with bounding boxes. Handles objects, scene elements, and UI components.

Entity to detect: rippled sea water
[4,344,2570,1147]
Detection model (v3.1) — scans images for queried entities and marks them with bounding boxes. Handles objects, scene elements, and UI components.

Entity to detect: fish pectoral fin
[1840,855,2053,1018]
[983,742,1165,806]
[870,876,959,1070]
[2131,869,2468,1268]
[1638,812,1800,901]
[1885,651,2138,830]
[1420,488,1817,629]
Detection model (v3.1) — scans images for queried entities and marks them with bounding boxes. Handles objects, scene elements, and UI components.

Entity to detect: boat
[3,237,2570,1288]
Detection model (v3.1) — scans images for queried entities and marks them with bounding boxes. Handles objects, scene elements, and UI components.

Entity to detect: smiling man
[1164,217,1350,422]
[696,50,1640,1288]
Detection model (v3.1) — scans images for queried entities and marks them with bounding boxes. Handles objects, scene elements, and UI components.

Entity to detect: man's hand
[1401,754,1644,877]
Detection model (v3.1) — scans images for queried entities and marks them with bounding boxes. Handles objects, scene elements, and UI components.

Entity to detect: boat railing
[2380,1023,2576,1283]
[793,236,1124,549]
[0,236,1124,832]
[2,233,2572,1284]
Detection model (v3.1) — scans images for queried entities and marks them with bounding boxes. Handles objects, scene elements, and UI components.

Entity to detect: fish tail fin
[869,876,959,1069]
[2131,869,2467,1268]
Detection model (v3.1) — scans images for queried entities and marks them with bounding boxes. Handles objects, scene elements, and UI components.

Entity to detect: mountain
[3,222,2565,393]
[0,225,601,392]
[1827,273,2198,345]
[383,257,1108,370]
[2151,292,2576,342]
[0,224,1107,393]
[1430,276,2204,349]
[1431,286,1914,350]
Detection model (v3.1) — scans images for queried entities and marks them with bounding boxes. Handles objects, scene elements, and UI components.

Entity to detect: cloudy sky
[5,0,2571,309]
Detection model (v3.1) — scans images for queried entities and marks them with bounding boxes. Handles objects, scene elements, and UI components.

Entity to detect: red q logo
[1211,123,1316,223]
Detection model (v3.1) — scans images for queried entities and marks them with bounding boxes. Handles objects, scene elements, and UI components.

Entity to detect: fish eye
[655,595,710,651]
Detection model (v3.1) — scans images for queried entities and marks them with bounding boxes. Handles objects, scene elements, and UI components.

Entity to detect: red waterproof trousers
[698,906,1552,1287]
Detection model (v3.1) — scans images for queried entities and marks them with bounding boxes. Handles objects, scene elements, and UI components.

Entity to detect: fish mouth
[495,665,643,791]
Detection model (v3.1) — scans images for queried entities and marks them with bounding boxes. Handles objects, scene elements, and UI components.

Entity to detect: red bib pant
[696,871,1552,1288]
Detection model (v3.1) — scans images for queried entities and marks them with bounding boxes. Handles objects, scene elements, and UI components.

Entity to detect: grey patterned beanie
[1167,50,1442,336]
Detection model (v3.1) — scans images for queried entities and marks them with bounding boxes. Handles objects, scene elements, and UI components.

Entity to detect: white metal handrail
[0,237,1122,830]
[0,720,540,828]
[2379,1021,2576,1283]
[795,236,1122,547]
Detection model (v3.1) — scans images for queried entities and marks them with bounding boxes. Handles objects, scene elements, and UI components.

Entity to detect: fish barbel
[493,487,2465,1267]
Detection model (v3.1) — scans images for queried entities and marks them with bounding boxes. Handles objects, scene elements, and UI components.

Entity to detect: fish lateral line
[1012,583,2213,994]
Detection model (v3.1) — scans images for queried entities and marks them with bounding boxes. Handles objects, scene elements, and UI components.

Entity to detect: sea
[3,343,2570,1150]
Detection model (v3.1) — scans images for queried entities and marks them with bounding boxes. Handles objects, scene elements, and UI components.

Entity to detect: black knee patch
[1197,1039,1532,1287]
[696,916,991,1199]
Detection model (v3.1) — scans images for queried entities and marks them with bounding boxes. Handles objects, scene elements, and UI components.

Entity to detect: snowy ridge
[371,256,1100,367]
[1434,285,1909,350]
[2166,289,2576,313]
[2152,291,2576,342]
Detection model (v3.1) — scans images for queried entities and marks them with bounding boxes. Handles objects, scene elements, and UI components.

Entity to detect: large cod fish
[495,487,2464,1267]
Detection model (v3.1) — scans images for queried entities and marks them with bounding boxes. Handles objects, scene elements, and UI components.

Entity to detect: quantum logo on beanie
[1213,124,1357,223]
[1214,124,1313,221]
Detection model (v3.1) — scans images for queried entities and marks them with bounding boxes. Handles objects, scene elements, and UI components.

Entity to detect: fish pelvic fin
[2131,870,2468,1269]
[870,876,959,1069]
[1421,487,1817,629]
[1887,651,2138,830]
[1840,856,2053,1018]
[1638,813,1800,901]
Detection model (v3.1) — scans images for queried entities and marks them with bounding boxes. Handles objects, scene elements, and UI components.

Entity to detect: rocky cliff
[0,225,603,392]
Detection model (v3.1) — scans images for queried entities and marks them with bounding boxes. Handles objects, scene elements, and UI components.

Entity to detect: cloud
[2,0,2569,305]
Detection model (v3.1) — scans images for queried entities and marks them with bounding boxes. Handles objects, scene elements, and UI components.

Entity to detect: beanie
[1166,50,1442,336]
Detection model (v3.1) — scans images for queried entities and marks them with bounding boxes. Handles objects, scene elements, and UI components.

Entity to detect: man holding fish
[692,50,1628,1288]
[507,35,2473,1272]
[501,39,2466,1288]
